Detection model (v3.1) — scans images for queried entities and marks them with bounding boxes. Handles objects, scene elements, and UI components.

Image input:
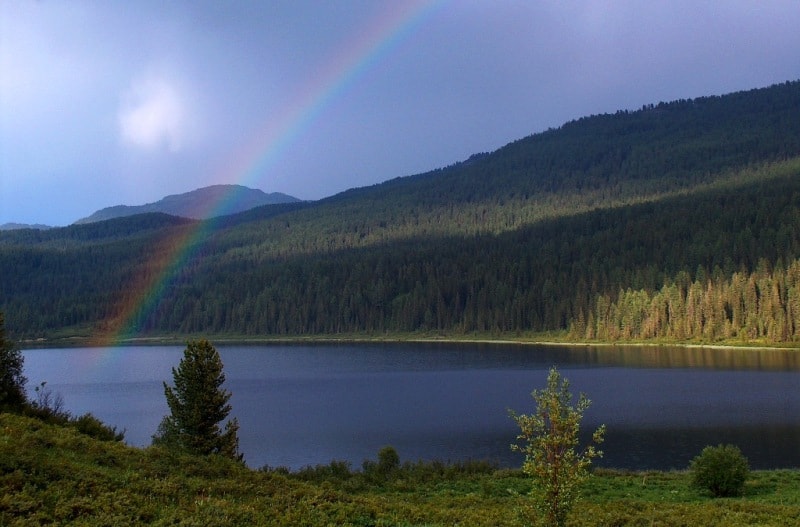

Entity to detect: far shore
[17,332,800,351]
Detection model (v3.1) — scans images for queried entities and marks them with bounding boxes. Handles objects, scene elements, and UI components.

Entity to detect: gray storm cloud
[2,1,800,226]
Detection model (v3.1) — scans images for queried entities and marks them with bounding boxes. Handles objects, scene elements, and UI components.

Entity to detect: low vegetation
[0,413,798,526]
[690,444,751,498]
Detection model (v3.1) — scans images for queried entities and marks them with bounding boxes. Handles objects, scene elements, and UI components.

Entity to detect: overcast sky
[2,1,799,226]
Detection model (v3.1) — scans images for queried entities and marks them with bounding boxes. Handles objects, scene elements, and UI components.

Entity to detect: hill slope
[74,184,300,224]
[3,81,800,342]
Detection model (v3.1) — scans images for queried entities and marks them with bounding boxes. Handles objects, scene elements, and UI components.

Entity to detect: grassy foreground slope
[2,414,799,526]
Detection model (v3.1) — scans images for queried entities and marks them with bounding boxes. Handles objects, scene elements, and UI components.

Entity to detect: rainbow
[92,0,445,346]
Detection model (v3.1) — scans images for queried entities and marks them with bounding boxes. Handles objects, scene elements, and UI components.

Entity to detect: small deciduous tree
[510,367,605,527]
[153,339,241,461]
[0,312,27,412]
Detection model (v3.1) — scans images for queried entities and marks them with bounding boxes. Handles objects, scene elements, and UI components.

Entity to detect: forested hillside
[3,81,800,342]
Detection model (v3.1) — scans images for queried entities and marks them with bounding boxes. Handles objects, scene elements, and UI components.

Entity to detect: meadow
[2,413,798,526]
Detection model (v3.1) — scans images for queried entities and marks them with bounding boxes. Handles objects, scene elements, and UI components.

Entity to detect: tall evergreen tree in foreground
[0,312,26,412]
[153,339,241,461]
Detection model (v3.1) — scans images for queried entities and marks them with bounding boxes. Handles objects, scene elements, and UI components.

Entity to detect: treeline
[4,158,800,340]
[79,160,800,340]
[582,259,800,343]
[153,80,800,262]
[283,80,800,247]
[0,213,194,248]
[4,82,800,341]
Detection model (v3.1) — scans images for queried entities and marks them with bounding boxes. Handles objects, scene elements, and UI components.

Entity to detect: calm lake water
[22,343,800,471]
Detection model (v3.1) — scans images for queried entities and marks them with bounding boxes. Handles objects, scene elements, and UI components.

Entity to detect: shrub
[377,445,400,474]
[362,446,401,483]
[71,413,125,442]
[293,460,353,482]
[689,444,750,497]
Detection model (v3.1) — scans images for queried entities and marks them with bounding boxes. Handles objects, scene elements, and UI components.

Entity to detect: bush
[361,446,401,484]
[293,460,353,483]
[689,444,750,497]
[71,413,125,442]
[377,445,400,474]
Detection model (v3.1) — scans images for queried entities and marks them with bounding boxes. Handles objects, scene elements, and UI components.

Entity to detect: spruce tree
[153,339,241,461]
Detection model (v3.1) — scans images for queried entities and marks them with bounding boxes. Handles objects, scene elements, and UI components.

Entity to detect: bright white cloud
[119,76,186,152]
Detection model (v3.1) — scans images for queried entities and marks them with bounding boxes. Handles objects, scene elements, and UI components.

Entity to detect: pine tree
[153,339,241,461]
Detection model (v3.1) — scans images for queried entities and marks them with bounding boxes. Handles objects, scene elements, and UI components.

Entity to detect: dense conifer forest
[3,81,800,343]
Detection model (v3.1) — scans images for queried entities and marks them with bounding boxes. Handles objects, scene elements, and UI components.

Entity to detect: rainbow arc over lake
[92,1,444,346]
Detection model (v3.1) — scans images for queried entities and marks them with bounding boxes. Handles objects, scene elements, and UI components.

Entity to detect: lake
[21,342,800,471]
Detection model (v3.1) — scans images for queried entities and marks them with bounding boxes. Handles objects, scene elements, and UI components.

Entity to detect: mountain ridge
[0,222,53,231]
[73,184,300,224]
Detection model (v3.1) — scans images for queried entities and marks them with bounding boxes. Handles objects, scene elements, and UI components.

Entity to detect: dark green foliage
[71,413,126,442]
[377,445,400,474]
[153,339,241,461]
[1,413,799,526]
[3,82,800,341]
[0,312,26,411]
[286,448,497,491]
[690,444,750,497]
[21,402,124,443]
[292,460,354,483]
[19,380,124,442]
[361,445,401,483]
[5,159,800,342]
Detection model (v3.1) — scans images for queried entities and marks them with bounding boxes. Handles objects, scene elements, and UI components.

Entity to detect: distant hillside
[74,185,300,224]
[4,80,800,342]
[0,223,52,231]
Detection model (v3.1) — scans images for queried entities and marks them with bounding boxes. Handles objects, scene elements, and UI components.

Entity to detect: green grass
[2,412,799,526]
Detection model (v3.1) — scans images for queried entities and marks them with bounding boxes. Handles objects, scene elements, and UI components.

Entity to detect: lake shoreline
[23,342,800,471]
[19,332,800,352]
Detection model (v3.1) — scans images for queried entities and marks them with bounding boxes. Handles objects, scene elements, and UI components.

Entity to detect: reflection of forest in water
[22,343,800,470]
[562,345,800,371]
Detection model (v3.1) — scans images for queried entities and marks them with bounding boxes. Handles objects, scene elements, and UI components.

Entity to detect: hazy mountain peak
[74,184,300,224]
[0,222,53,231]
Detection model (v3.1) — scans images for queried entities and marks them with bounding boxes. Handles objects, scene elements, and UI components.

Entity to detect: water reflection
[227,341,800,372]
[564,344,800,370]
[21,343,800,471]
